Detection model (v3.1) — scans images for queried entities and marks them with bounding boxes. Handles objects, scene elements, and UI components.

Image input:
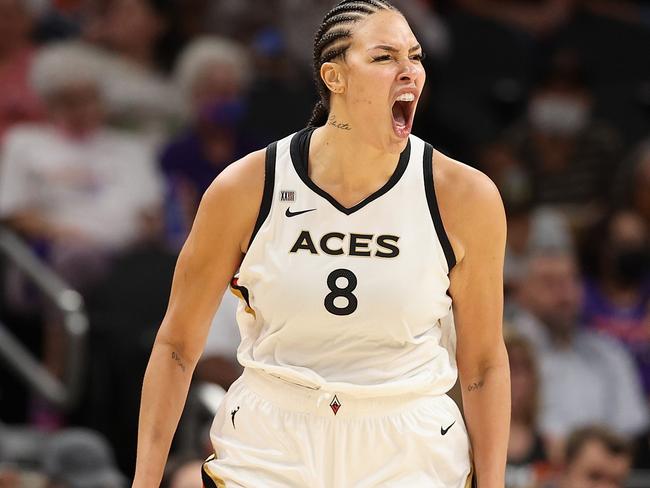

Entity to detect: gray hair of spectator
[30,42,106,100]
[564,425,632,466]
[308,0,400,128]
[174,36,252,100]
[43,428,126,488]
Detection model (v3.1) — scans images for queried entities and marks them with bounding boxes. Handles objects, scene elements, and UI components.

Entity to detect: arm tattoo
[171,351,186,372]
[467,380,484,392]
[328,115,352,131]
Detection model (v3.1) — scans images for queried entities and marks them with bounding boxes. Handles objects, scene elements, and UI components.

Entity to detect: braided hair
[308,0,398,128]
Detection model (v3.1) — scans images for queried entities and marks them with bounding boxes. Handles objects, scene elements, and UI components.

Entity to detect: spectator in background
[505,332,552,488]
[160,36,254,245]
[0,0,45,140]
[0,41,163,290]
[581,209,650,396]
[503,49,623,223]
[81,0,183,142]
[454,0,574,38]
[84,0,165,70]
[481,143,572,296]
[44,429,126,488]
[631,150,650,228]
[0,43,163,426]
[615,142,650,228]
[510,250,648,461]
[552,426,632,488]
[204,0,275,45]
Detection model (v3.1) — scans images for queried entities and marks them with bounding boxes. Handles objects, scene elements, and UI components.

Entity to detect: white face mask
[527,95,590,136]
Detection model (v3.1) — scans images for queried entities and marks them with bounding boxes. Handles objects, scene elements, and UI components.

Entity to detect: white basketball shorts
[202,368,473,488]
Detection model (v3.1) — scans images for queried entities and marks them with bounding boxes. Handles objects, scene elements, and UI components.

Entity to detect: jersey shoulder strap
[422,142,456,272]
[247,140,277,247]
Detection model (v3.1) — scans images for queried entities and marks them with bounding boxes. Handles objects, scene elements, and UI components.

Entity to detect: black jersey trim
[246,141,277,250]
[423,143,456,272]
[289,127,411,215]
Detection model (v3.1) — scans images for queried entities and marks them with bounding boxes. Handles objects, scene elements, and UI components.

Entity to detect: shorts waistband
[241,368,442,418]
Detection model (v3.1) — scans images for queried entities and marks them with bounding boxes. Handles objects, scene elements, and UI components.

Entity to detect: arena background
[0,0,649,487]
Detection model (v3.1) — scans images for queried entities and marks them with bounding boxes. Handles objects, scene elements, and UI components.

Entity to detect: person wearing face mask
[134,1,510,487]
[581,209,650,397]
[503,49,623,220]
[160,37,257,247]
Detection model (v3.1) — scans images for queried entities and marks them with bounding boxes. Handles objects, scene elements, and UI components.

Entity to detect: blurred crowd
[0,0,649,487]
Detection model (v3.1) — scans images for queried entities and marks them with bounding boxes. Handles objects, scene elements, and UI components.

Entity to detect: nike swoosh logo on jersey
[441,421,456,435]
[285,207,316,218]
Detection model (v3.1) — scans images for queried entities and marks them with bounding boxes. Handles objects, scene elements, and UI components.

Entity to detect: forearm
[460,361,510,488]
[132,341,196,487]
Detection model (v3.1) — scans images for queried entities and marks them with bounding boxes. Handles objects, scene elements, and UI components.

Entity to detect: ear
[320,62,346,94]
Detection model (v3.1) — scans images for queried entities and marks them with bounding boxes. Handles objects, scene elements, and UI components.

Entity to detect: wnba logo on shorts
[280,190,295,202]
[330,395,341,415]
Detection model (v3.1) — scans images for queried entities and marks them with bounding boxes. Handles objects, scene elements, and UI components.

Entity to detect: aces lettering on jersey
[289,231,400,258]
[288,231,401,316]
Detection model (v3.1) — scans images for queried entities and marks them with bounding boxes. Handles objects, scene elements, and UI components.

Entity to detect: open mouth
[391,94,416,138]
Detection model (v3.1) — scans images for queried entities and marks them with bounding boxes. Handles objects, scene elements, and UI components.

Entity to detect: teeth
[396,93,415,102]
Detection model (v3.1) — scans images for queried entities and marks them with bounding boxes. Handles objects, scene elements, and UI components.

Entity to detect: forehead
[609,212,647,242]
[575,442,629,471]
[530,254,576,276]
[349,10,417,49]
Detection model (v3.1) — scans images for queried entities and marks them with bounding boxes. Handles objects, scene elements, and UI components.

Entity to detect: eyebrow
[368,43,422,53]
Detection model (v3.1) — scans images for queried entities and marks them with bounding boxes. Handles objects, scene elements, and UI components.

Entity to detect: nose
[398,61,419,82]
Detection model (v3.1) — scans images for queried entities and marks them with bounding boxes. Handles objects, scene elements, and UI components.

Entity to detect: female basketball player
[133,1,510,487]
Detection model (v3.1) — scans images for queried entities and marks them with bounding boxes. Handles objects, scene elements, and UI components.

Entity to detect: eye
[371,54,393,62]
[410,52,426,62]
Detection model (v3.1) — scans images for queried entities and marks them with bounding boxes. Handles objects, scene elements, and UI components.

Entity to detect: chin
[385,132,410,154]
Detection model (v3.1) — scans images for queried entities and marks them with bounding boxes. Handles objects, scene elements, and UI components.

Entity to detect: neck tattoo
[328,115,351,131]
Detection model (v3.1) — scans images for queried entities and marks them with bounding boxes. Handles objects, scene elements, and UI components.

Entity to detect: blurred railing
[0,227,88,410]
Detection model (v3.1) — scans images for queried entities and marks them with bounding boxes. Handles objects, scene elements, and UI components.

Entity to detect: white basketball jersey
[230,128,458,397]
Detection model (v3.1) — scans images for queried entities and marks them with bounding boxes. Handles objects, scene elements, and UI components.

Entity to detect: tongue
[392,102,407,126]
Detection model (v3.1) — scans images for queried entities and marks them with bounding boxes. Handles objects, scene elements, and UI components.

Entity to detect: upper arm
[155,149,265,361]
[434,152,508,376]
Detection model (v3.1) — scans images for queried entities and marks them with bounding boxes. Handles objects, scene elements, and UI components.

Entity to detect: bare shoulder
[203,148,266,202]
[197,148,266,253]
[430,149,506,264]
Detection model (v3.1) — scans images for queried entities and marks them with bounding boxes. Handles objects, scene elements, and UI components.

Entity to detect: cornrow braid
[307,0,398,128]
